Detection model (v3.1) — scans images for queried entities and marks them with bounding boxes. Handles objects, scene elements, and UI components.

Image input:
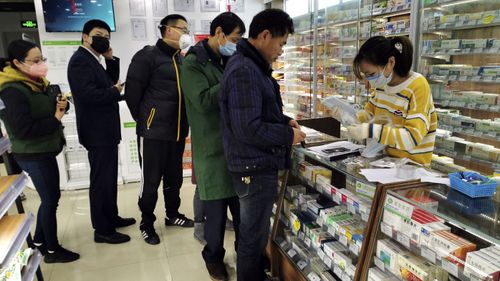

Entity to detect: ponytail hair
[0,39,38,71]
[353,35,413,79]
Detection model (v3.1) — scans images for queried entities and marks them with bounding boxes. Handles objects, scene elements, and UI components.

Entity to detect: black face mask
[90,36,110,54]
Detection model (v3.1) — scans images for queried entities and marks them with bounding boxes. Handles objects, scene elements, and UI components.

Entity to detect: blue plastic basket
[449,172,498,198]
[446,190,495,215]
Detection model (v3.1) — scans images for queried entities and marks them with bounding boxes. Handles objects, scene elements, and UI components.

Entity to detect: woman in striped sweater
[347,36,437,166]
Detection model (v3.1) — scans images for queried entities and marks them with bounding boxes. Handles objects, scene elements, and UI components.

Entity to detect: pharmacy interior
[267,0,500,280]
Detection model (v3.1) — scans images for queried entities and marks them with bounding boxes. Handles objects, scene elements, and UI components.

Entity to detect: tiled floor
[18,180,237,281]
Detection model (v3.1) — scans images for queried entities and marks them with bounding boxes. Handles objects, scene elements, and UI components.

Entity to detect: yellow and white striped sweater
[357,72,437,166]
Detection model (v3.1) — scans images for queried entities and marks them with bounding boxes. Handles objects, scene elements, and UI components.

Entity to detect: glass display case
[361,182,500,281]
[418,0,500,176]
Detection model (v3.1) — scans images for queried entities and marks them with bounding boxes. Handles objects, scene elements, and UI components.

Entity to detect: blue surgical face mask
[219,35,237,56]
[367,64,393,89]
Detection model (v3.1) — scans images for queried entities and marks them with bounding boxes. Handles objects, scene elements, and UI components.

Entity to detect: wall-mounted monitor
[42,0,116,32]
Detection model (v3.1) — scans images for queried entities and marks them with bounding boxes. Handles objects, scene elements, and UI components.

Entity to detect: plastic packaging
[321,96,359,126]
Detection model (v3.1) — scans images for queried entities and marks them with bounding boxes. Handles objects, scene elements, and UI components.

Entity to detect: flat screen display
[42,0,116,32]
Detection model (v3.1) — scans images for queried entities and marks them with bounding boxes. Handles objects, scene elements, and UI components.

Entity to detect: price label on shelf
[496,77,500,82]
[455,20,464,27]
[324,256,333,268]
[483,76,494,81]
[350,243,360,256]
[375,257,385,272]
[304,237,312,248]
[341,273,351,281]
[361,212,369,222]
[462,155,472,161]
[467,103,476,108]
[287,249,297,258]
[449,75,457,81]
[442,259,459,277]
[490,105,500,112]
[472,76,481,81]
[297,260,308,270]
[333,194,341,204]
[307,273,321,281]
[348,204,356,214]
[340,235,348,247]
[487,132,498,138]
[317,249,325,260]
[464,129,474,135]
[479,104,489,110]
[397,232,411,249]
[334,265,343,278]
[456,101,466,107]
[473,131,483,137]
[421,246,436,263]
[381,222,393,237]
[459,75,468,82]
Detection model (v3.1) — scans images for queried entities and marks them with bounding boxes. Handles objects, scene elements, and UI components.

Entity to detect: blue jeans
[232,172,278,281]
[15,156,61,251]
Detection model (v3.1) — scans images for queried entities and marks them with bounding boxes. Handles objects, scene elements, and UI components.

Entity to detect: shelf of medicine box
[427,74,500,84]
[433,100,500,116]
[21,250,43,281]
[424,18,500,32]
[434,147,500,175]
[0,136,12,156]
[275,223,358,281]
[389,184,500,246]
[0,213,35,268]
[0,173,29,219]
[293,146,378,191]
[374,220,474,281]
[438,123,500,142]
[423,0,492,9]
[289,169,373,224]
[358,3,412,21]
[274,235,344,281]
[359,29,410,40]
[422,46,500,58]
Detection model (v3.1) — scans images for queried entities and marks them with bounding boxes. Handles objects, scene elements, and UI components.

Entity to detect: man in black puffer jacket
[125,14,192,245]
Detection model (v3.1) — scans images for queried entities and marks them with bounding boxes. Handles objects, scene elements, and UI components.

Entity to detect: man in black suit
[67,20,135,244]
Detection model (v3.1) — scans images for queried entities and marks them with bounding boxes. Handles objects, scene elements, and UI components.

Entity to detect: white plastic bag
[322,96,359,126]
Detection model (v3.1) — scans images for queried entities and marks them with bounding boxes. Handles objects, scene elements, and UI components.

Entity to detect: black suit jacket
[67,47,122,148]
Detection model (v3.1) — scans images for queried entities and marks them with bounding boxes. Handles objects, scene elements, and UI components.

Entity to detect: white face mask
[179,34,193,50]
[367,65,393,89]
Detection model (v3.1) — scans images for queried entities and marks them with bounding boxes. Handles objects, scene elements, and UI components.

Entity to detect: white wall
[33,0,265,85]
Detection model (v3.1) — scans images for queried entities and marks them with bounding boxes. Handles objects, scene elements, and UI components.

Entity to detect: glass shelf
[388,184,500,245]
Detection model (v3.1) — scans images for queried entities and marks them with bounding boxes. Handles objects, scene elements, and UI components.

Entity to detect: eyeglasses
[169,26,190,35]
[24,57,47,64]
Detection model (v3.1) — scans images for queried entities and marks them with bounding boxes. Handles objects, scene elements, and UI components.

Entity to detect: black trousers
[202,196,240,263]
[87,145,119,235]
[138,137,185,228]
[15,156,61,250]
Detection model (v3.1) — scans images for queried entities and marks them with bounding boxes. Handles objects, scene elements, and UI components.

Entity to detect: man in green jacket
[180,12,245,281]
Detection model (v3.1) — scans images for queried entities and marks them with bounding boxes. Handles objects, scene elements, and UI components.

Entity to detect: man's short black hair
[83,19,111,35]
[249,9,294,39]
[210,12,246,36]
[159,14,188,37]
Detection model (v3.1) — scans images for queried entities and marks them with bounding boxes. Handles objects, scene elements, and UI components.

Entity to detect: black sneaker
[165,214,194,228]
[44,246,80,263]
[141,227,160,245]
[205,262,228,281]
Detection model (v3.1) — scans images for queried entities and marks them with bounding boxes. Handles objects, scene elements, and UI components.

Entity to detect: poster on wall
[200,0,220,12]
[229,0,244,12]
[200,20,212,34]
[174,0,195,12]
[129,0,146,16]
[131,18,148,41]
[42,41,80,70]
[152,0,168,17]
